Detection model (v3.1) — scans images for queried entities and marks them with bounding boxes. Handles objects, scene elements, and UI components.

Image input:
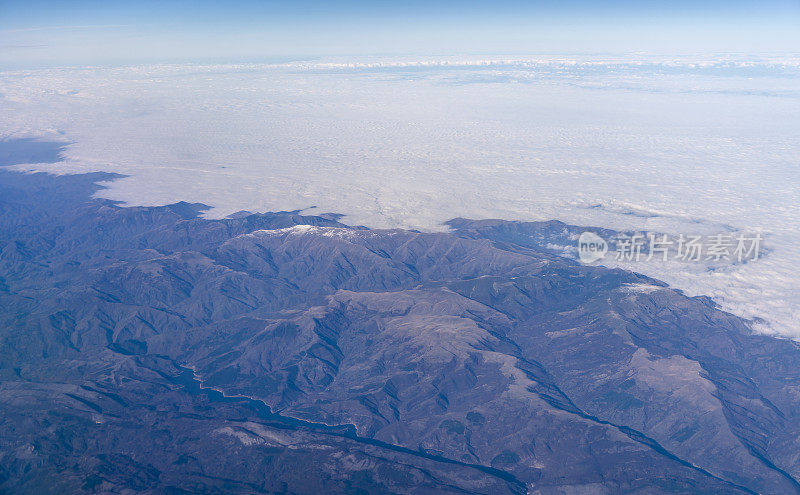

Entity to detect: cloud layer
[1,55,798,336]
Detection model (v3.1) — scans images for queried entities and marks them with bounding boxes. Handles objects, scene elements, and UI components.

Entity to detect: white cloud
[1,55,799,336]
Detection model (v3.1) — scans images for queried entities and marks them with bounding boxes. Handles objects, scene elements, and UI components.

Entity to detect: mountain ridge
[2,140,800,494]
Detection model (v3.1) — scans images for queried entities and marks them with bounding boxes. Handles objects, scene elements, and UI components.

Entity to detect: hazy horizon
[2,0,800,68]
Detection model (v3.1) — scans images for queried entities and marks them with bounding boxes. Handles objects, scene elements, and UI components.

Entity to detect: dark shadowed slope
[1,139,800,494]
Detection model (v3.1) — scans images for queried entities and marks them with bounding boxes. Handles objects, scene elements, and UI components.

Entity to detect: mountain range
[2,139,800,494]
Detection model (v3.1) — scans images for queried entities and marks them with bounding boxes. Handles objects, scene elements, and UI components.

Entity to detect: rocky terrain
[2,139,800,494]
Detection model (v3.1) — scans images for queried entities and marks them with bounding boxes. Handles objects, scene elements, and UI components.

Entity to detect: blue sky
[2,0,799,67]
